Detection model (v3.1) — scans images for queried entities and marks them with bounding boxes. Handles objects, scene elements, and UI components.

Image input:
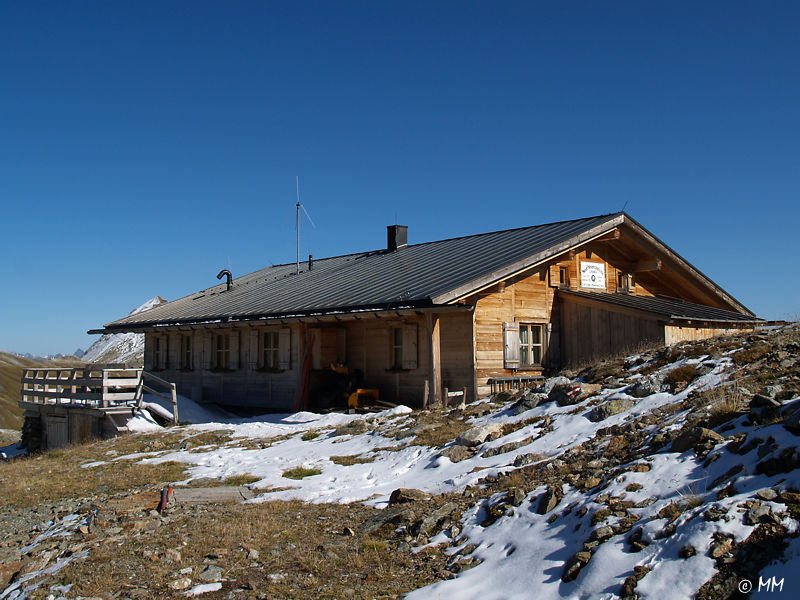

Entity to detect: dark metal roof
[100,213,626,331]
[560,290,764,323]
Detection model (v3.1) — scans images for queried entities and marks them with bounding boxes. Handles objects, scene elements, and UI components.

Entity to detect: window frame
[391,326,404,370]
[215,333,231,370]
[180,334,193,370]
[262,330,280,370]
[617,271,635,293]
[518,323,545,368]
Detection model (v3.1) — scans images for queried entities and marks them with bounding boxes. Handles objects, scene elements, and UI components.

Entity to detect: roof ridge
[254,211,624,270]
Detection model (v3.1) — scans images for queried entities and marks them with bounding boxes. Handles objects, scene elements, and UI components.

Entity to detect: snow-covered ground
[82,343,800,599]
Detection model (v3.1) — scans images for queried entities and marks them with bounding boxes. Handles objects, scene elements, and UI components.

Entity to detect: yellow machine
[347,389,380,410]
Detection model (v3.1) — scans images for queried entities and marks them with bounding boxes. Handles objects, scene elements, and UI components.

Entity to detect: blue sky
[1,1,799,355]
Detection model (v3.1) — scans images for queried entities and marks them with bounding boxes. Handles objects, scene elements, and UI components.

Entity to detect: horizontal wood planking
[664,325,751,346]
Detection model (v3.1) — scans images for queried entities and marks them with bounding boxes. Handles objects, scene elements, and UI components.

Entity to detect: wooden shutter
[248,329,259,370]
[230,330,240,370]
[402,323,418,370]
[549,264,560,287]
[144,333,154,370]
[503,322,520,370]
[168,333,180,369]
[202,333,213,370]
[192,332,203,371]
[279,328,291,370]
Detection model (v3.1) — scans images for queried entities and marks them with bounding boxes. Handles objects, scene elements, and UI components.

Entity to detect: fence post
[170,383,179,424]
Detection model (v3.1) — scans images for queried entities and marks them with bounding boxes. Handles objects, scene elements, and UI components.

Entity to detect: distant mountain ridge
[82,297,166,365]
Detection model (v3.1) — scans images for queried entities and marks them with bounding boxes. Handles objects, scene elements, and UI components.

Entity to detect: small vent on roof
[387,225,408,251]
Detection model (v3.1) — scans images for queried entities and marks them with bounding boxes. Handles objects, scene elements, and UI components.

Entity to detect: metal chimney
[387,225,408,251]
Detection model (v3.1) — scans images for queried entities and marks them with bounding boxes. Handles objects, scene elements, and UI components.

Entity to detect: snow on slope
[83,328,800,599]
[82,297,166,365]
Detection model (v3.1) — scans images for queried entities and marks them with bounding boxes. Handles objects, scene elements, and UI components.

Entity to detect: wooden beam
[594,230,621,242]
[635,259,662,272]
[426,312,442,407]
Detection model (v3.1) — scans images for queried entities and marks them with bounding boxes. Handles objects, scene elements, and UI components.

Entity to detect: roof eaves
[618,213,754,316]
[431,213,625,304]
[91,300,475,334]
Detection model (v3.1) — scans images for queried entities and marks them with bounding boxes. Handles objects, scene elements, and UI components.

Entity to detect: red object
[157,485,174,512]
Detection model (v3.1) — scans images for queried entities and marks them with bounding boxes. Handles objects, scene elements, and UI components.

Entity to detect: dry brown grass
[732,344,771,366]
[0,437,188,509]
[664,365,698,390]
[57,500,449,599]
[408,414,470,448]
[223,473,261,486]
[283,466,322,479]
[329,454,375,466]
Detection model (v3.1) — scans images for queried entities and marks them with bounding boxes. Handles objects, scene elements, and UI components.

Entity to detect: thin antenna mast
[295,176,316,275]
[296,176,300,275]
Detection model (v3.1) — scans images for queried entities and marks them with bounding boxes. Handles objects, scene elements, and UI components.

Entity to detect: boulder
[537,485,563,514]
[359,505,416,534]
[439,444,474,463]
[543,376,571,394]
[671,427,724,454]
[513,452,548,467]
[745,504,772,525]
[389,488,431,504]
[589,398,635,422]
[456,424,503,447]
[749,394,782,423]
[628,375,666,398]
[334,419,368,436]
[550,383,584,406]
[512,390,548,415]
[414,502,458,537]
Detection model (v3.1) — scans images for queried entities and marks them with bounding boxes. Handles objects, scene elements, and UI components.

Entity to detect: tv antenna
[296,176,315,274]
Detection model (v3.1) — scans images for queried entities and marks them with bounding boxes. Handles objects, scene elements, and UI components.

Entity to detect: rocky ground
[1,325,799,599]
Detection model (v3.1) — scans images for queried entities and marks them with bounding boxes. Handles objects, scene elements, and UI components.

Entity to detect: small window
[262,331,280,369]
[215,333,231,370]
[180,334,192,370]
[519,324,544,367]
[559,266,569,287]
[391,326,404,369]
[617,272,635,293]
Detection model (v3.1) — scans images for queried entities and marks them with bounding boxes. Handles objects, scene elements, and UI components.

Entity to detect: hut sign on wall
[581,262,606,289]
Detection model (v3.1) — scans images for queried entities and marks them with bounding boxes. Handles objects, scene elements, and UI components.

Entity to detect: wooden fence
[21,366,179,423]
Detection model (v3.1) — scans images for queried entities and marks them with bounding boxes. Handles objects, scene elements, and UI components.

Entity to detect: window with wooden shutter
[503,322,520,369]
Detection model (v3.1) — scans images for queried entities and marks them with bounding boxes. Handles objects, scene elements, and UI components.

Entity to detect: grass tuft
[282,466,322,479]
[223,473,261,486]
[330,454,374,466]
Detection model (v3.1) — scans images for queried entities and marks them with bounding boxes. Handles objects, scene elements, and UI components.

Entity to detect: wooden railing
[21,366,178,423]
